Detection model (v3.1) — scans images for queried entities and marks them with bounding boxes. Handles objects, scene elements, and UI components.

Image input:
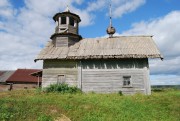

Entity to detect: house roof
[30,71,42,77]
[0,71,15,83]
[35,36,163,61]
[6,69,42,83]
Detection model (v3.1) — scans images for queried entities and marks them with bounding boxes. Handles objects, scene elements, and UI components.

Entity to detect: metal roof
[6,69,42,83]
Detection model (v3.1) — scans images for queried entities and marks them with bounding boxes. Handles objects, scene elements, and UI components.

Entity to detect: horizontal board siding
[43,69,78,75]
[80,59,149,94]
[56,37,68,47]
[42,60,78,88]
[82,69,147,94]
[41,59,150,95]
[44,60,77,69]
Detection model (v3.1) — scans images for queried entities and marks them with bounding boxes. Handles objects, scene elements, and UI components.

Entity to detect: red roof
[6,69,42,83]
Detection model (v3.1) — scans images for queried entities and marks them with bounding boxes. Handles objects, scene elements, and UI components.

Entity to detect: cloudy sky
[0,0,180,85]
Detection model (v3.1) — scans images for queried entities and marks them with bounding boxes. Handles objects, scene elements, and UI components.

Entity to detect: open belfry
[51,6,82,47]
[35,6,162,95]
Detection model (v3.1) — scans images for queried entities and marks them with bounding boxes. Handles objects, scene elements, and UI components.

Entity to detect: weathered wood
[35,36,163,61]
[41,58,151,95]
[77,61,82,89]
[42,60,78,88]
[80,59,150,95]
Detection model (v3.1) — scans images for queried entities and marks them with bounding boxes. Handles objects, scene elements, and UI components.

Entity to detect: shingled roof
[35,36,163,61]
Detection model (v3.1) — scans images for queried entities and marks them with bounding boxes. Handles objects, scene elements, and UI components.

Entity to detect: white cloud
[0,0,147,70]
[86,0,106,12]
[23,0,96,27]
[86,0,145,18]
[24,0,65,17]
[73,8,95,26]
[122,11,180,79]
[0,0,88,70]
[0,0,10,7]
[0,0,15,18]
[0,31,43,70]
[112,0,146,18]
[123,11,180,57]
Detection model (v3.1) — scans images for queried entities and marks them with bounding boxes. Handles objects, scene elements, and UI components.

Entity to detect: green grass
[0,89,180,121]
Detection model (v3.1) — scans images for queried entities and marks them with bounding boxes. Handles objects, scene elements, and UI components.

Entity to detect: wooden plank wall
[42,60,78,87]
[81,59,150,95]
[68,25,77,34]
[42,59,151,95]
[55,37,68,47]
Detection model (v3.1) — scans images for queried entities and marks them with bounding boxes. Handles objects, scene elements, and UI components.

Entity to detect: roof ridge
[82,35,153,40]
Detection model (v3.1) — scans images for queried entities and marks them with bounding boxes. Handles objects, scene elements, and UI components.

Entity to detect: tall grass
[0,89,179,121]
[44,83,81,93]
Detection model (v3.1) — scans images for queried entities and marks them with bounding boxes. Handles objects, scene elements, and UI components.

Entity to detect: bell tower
[50,6,82,47]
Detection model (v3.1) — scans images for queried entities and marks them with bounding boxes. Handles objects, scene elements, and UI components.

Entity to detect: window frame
[123,76,132,87]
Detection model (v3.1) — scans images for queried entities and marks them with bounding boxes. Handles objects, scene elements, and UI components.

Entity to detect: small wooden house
[35,8,162,95]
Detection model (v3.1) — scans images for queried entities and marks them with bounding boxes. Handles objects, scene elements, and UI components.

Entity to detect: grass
[0,89,179,121]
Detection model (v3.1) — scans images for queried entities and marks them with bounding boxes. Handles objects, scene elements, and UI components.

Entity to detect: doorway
[57,75,65,84]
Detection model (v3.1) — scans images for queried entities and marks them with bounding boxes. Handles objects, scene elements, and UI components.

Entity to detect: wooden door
[57,75,65,84]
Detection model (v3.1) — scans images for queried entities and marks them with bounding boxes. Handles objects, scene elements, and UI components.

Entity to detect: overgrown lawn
[0,89,179,121]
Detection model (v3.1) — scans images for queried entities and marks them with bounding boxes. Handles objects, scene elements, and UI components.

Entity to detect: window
[61,17,66,24]
[70,17,74,26]
[123,76,131,86]
[57,75,65,84]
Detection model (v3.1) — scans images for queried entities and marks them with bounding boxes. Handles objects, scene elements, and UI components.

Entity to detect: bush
[44,83,81,94]
[118,90,123,96]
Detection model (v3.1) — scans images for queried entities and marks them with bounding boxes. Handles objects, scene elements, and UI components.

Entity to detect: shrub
[44,83,81,94]
[118,90,123,96]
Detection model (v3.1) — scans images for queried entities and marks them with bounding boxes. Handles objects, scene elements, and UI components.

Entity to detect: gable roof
[0,71,15,83]
[6,69,42,83]
[35,36,163,61]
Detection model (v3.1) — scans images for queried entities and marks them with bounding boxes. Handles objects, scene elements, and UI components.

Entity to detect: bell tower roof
[53,9,81,22]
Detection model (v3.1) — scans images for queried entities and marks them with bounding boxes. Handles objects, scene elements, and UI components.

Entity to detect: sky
[0,0,180,85]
